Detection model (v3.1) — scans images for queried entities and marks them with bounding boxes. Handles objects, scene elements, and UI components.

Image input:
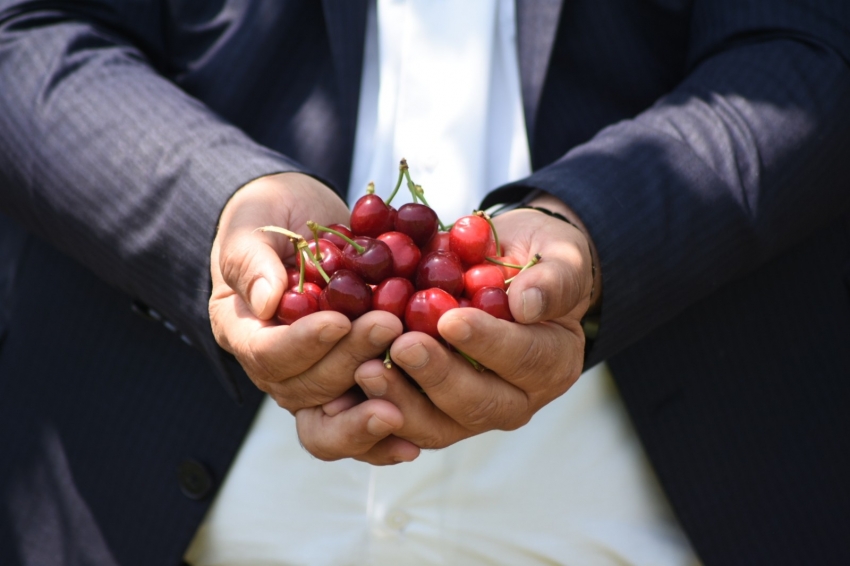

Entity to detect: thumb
[217,229,289,320]
[507,250,590,324]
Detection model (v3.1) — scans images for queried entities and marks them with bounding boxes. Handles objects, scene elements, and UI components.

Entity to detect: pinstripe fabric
[1,0,849,563]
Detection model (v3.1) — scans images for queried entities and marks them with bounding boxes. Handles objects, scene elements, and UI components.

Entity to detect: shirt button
[385,509,411,531]
[177,459,214,501]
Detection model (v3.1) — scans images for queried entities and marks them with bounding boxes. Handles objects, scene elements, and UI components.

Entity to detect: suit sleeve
[0,3,306,382]
[485,0,850,366]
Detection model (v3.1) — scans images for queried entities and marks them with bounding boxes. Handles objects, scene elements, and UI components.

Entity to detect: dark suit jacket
[2,1,850,564]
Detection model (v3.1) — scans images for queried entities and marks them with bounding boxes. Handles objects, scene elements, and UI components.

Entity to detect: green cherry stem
[485,256,525,270]
[504,253,542,286]
[383,349,393,369]
[306,220,365,254]
[308,223,323,262]
[456,348,484,372]
[298,239,330,283]
[477,210,501,257]
[386,160,407,205]
[296,246,307,293]
[402,168,449,231]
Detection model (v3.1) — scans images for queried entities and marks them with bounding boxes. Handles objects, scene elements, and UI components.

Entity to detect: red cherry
[462,263,506,298]
[404,288,459,339]
[372,277,415,319]
[321,269,372,320]
[296,239,348,287]
[421,231,451,255]
[457,297,473,308]
[301,282,323,300]
[342,236,394,284]
[472,287,514,321]
[285,266,301,290]
[415,250,464,296]
[377,231,421,279]
[276,289,319,325]
[350,194,394,238]
[449,215,493,266]
[394,203,438,248]
[322,223,354,250]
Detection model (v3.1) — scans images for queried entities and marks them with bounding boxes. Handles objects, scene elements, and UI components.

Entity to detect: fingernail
[396,342,429,369]
[359,373,388,397]
[368,324,397,347]
[249,277,272,315]
[522,287,543,322]
[441,317,472,342]
[367,415,395,436]
[319,324,348,343]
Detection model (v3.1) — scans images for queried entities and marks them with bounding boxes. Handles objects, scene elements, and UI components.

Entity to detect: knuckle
[462,392,503,431]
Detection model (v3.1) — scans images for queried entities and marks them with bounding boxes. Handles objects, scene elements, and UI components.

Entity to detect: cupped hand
[296,201,599,463]
[209,172,403,414]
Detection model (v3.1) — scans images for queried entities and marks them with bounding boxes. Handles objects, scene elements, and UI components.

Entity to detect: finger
[321,387,367,417]
[437,307,582,398]
[355,359,470,449]
[212,292,351,387]
[264,310,402,409]
[295,399,419,464]
[217,225,291,320]
[506,250,587,324]
[389,332,531,432]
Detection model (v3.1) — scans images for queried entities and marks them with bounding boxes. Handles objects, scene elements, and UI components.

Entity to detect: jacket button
[177,459,214,500]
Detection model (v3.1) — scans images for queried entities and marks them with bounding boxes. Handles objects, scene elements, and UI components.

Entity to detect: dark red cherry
[321,269,372,320]
[322,223,354,250]
[415,250,464,296]
[372,277,415,319]
[462,263,506,298]
[350,194,394,238]
[296,239,349,287]
[377,231,421,279]
[285,266,301,290]
[404,288,459,339]
[449,215,493,266]
[276,289,320,325]
[457,297,473,308]
[394,203,438,248]
[342,236,394,284]
[421,231,451,255]
[301,282,323,300]
[472,287,514,321]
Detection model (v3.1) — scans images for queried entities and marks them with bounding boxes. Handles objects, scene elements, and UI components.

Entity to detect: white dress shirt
[186,1,701,564]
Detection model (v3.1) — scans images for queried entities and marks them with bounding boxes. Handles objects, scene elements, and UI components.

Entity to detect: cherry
[322,223,354,250]
[487,256,522,279]
[462,263,506,298]
[350,194,394,238]
[296,239,348,287]
[421,231,451,255]
[457,296,472,308]
[404,288,459,339]
[472,287,514,321]
[276,289,319,325]
[285,266,301,290]
[449,214,493,266]
[415,250,464,297]
[342,236,394,284]
[320,269,372,320]
[394,203,438,248]
[301,281,323,300]
[372,277,415,319]
[377,231,421,279]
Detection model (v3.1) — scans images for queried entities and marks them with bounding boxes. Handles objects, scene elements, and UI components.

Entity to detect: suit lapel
[515,0,564,150]
[321,0,370,139]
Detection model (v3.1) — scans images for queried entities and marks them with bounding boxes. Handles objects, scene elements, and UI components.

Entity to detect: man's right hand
[208,173,409,440]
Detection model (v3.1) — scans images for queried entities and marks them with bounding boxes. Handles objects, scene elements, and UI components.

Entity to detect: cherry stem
[456,348,484,372]
[485,257,524,270]
[366,181,376,195]
[383,349,393,369]
[386,161,407,205]
[505,253,542,285]
[477,210,501,257]
[306,220,365,254]
[401,168,448,231]
[298,240,330,283]
[308,224,323,262]
[297,247,307,293]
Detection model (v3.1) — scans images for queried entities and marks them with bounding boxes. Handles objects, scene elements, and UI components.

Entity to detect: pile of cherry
[260,160,539,345]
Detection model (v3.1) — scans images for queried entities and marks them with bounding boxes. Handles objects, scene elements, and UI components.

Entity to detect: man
[1,0,849,564]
